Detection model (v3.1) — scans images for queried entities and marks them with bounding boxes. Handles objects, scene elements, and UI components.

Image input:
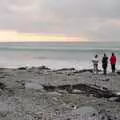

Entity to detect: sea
[0,42,119,70]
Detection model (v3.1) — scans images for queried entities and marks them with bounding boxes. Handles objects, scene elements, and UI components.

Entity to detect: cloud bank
[0,0,120,41]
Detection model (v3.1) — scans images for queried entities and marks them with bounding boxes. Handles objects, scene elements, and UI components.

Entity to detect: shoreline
[0,65,117,74]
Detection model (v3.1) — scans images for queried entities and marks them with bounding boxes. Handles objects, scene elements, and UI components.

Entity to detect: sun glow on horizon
[0,30,88,42]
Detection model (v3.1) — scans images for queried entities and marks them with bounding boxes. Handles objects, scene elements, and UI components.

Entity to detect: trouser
[102,64,107,75]
[93,64,98,73]
[103,67,107,75]
[111,64,115,73]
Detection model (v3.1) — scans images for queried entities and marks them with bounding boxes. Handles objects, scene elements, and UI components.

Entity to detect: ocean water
[0,42,120,70]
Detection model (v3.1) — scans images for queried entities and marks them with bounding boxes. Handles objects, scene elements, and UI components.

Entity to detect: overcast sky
[0,0,120,41]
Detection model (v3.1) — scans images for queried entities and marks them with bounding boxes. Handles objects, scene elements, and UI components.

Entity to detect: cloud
[87,19,120,41]
[0,0,120,41]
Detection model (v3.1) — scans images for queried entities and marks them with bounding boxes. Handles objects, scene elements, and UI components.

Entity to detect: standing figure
[92,54,99,74]
[102,53,108,75]
[110,53,117,73]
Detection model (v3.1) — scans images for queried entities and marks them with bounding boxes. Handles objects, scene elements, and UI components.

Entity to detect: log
[42,83,118,99]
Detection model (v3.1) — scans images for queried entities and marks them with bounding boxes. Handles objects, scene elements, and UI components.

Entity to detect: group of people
[92,53,117,75]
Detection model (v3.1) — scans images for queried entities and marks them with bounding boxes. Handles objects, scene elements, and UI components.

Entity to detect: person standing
[102,53,108,75]
[110,53,117,73]
[92,54,99,74]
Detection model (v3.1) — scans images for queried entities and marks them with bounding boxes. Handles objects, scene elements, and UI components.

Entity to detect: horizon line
[0,41,118,43]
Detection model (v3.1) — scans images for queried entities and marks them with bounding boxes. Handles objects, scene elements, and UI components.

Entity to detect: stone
[108,97,118,101]
[115,92,120,95]
[117,71,120,75]
[0,82,6,90]
[38,66,50,70]
[18,67,28,70]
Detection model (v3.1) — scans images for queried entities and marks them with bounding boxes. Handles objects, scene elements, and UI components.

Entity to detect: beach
[0,66,120,119]
[1,0,120,119]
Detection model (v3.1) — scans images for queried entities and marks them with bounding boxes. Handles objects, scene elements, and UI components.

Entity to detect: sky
[0,0,120,42]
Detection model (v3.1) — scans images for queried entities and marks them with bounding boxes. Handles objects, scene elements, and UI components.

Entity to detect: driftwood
[42,83,119,100]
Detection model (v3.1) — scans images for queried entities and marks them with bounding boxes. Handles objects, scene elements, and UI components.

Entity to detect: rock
[105,78,110,81]
[73,69,93,73]
[42,84,56,91]
[108,97,118,101]
[38,66,50,70]
[98,109,110,120]
[101,78,110,82]
[67,73,74,76]
[115,92,120,95]
[56,90,68,94]
[18,67,28,70]
[114,97,120,102]
[101,87,108,91]
[117,71,120,75]
[0,82,6,90]
[70,106,99,120]
[72,89,82,93]
[74,69,102,74]
[55,68,75,71]
[71,105,77,110]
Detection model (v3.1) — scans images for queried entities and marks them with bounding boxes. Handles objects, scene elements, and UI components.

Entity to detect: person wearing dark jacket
[102,53,108,75]
[110,53,117,73]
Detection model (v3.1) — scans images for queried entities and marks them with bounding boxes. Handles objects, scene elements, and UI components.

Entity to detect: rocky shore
[0,66,120,119]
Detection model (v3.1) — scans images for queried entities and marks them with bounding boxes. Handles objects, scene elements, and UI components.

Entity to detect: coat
[110,55,116,65]
[102,56,108,69]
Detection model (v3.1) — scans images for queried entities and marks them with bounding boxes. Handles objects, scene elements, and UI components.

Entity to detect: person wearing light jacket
[92,54,99,74]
